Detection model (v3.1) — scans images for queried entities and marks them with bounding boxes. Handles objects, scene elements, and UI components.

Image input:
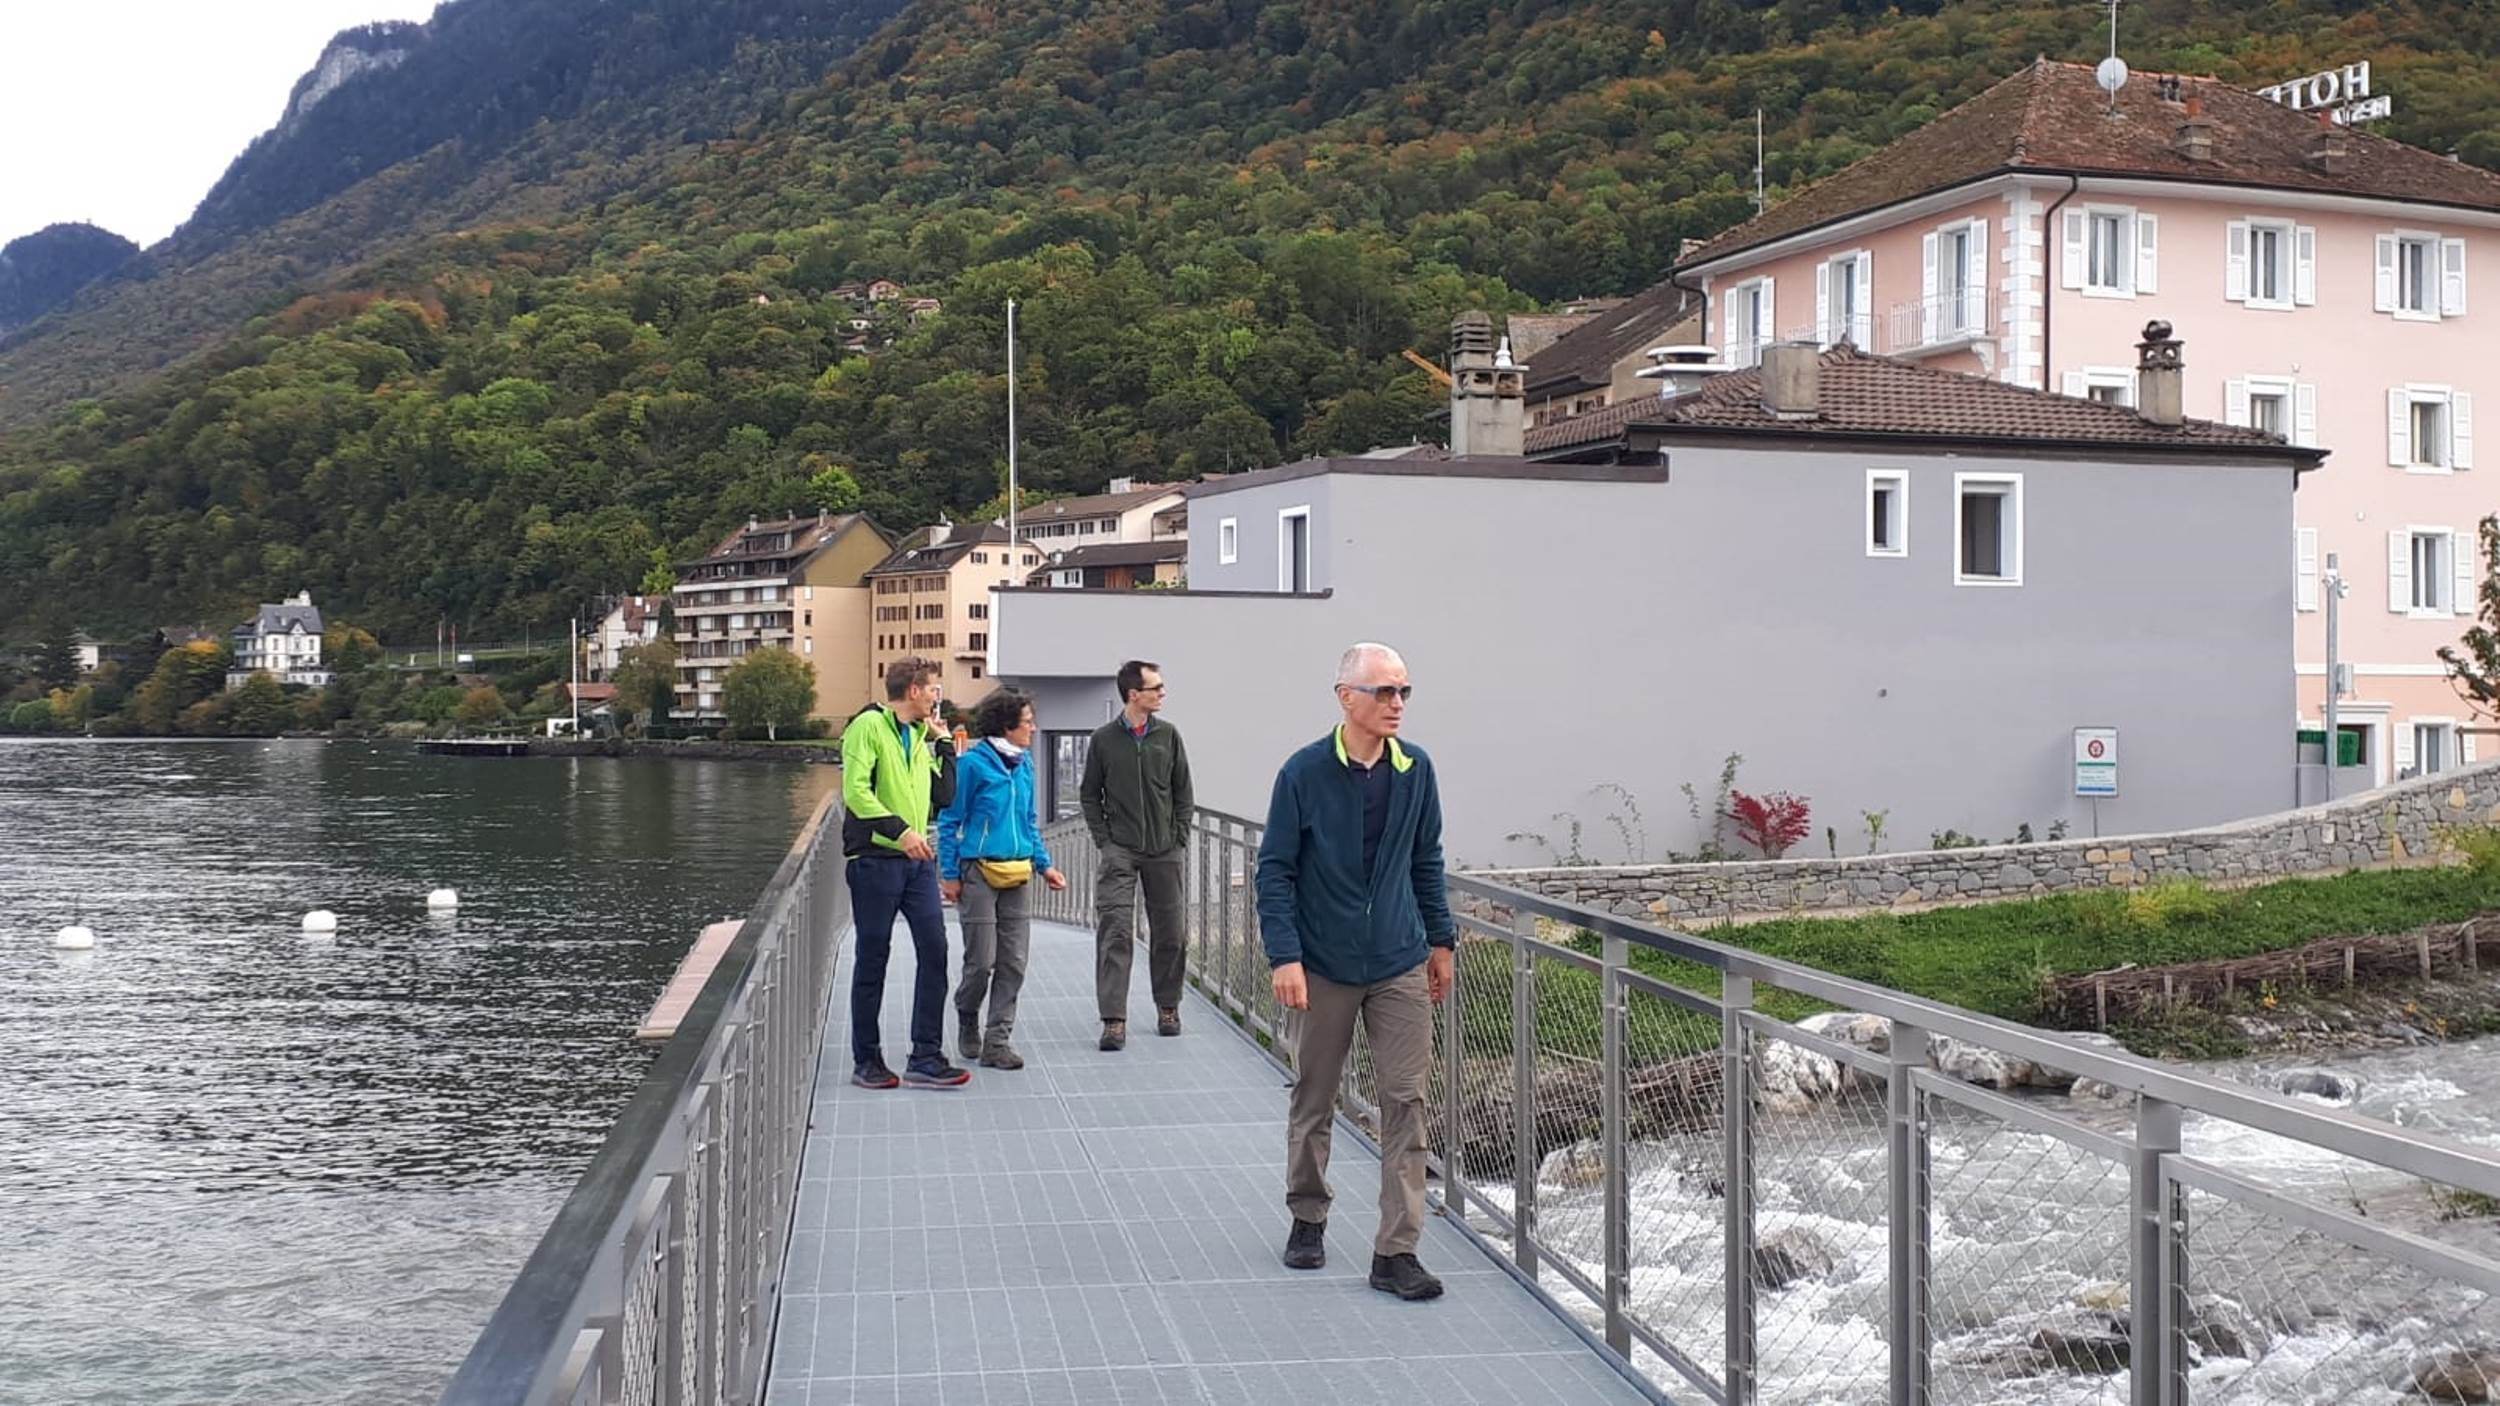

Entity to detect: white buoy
[54,925,96,950]
[302,909,339,933]
[426,888,459,911]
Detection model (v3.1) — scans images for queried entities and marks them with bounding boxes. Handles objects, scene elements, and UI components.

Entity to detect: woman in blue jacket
[938,688,1066,1069]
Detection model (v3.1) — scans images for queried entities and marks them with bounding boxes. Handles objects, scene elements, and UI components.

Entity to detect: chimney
[1758,341,1822,419]
[2135,320,2184,427]
[2172,88,2216,163]
[928,518,952,547]
[2307,108,2351,175]
[1448,310,1527,457]
[1638,343,1730,398]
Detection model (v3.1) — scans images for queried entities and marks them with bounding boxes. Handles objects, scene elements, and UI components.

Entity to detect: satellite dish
[2096,56,2130,95]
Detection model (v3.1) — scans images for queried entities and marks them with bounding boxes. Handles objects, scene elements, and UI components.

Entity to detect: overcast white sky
[1,1,443,248]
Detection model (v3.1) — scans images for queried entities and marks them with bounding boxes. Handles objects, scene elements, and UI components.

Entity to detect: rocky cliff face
[275,26,421,139]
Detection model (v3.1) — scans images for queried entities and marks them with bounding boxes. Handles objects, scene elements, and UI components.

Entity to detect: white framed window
[2379,231,2466,321]
[1819,250,1871,348]
[2227,218,2312,309]
[2388,525,2468,617]
[1218,517,1238,564]
[1920,219,1987,343]
[1723,277,1773,368]
[2063,205,2155,297]
[2389,385,2474,471]
[1050,569,1082,588]
[1278,505,1312,593]
[2407,718,2457,778]
[1953,474,2022,586]
[2226,375,2315,445]
[2062,367,2134,407]
[1865,470,1907,558]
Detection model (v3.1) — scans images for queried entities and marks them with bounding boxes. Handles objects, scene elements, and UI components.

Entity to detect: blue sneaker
[902,1056,971,1088]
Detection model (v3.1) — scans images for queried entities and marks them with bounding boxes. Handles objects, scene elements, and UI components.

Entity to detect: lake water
[0,740,836,1405]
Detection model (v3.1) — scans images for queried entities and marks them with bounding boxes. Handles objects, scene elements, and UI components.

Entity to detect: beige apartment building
[865,523,1045,710]
[671,512,891,721]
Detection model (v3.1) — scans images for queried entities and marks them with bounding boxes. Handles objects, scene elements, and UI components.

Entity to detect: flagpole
[1001,297,1018,674]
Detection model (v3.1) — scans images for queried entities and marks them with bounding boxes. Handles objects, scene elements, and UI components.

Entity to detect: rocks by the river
[1756,1038,1846,1115]
[2026,1311,2132,1374]
[2054,1032,2133,1101]
[1797,1011,1894,1052]
[1539,1140,1605,1190]
[2275,1067,2362,1104]
[2414,1348,2500,1402]
[1751,1227,1839,1291]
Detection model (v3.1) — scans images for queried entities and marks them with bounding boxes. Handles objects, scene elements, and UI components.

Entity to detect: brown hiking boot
[1157,1008,1181,1037]
[1099,1019,1127,1052]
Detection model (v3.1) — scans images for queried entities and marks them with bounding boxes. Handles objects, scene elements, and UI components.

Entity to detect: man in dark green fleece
[1257,642,1454,1302]
[1079,658,1194,1051]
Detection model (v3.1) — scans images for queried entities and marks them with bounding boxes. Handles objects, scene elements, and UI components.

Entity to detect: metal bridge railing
[1039,808,2500,1406]
[439,791,846,1406]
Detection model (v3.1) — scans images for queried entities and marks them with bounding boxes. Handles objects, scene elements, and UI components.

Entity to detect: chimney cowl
[2134,320,2185,427]
[1758,342,1822,419]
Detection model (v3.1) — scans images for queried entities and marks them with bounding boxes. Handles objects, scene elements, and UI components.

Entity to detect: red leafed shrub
[1726,790,1812,859]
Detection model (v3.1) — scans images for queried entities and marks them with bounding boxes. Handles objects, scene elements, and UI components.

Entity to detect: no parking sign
[2074,727,2119,798]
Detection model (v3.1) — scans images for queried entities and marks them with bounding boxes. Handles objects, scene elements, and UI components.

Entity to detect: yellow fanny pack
[973,858,1033,889]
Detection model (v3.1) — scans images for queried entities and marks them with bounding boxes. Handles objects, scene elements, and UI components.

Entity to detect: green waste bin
[2296,728,2363,766]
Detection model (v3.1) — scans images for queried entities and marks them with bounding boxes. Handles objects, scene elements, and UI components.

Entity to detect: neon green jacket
[840,705,954,857]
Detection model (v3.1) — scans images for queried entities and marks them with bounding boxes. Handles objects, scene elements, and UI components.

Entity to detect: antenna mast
[1753,109,1765,215]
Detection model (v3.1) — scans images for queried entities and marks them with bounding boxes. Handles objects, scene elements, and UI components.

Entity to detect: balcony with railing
[1763,288,1997,365]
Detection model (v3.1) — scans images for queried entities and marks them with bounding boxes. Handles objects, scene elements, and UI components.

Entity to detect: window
[1050,569,1081,588]
[1219,517,1238,565]
[967,632,987,652]
[2224,219,2315,309]
[802,637,813,655]
[1279,506,1312,592]
[971,662,983,679]
[2413,721,2454,777]
[1865,470,1907,558]
[802,611,812,627]
[2088,212,2128,291]
[2065,367,2134,407]
[2390,385,2473,471]
[1724,278,1772,368]
[968,603,988,620]
[2381,232,2466,321]
[1954,474,2022,585]
[1820,251,1870,347]
[971,552,988,564]
[2063,206,2154,297]
[2228,376,2314,446]
[2401,529,2457,615]
[2249,224,2285,304]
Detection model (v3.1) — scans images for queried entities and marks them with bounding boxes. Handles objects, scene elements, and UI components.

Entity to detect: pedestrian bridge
[441,793,2500,1406]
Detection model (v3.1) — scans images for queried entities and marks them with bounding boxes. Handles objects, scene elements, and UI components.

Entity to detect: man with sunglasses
[1256,642,1455,1302]
[1080,658,1194,1050]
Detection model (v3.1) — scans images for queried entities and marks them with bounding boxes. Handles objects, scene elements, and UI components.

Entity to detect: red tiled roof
[1680,59,2500,271]
[1524,345,2316,457]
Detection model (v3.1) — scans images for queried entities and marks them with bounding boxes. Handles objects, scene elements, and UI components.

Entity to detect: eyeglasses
[1340,684,1414,703]
[1136,684,1167,695]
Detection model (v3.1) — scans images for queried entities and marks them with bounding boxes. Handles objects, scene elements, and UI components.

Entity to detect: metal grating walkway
[767,916,1653,1404]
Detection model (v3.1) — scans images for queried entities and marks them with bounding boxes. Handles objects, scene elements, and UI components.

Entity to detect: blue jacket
[1255,728,1455,987]
[937,739,1054,881]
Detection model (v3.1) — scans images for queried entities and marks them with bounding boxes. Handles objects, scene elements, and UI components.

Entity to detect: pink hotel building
[1675,60,2500,785]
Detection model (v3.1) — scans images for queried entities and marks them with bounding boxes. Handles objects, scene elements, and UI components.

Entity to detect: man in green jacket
[1257,642,1454,1302]
[841,657,969,1090]
[1080,658,1193,1051]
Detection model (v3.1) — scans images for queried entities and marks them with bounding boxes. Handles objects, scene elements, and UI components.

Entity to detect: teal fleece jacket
[1255,727,1456,987]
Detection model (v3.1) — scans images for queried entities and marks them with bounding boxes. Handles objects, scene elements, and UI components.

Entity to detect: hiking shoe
[1157,1008,1181,1037]
[852,1058,900,1091]
[958,1015,983,1063]
[1369,1253,1444,1301]
[1099,1020,1127,1052]
[979,1043,1025,1071]
[1282,1218,1326,1271]
[901,1056,972,1088]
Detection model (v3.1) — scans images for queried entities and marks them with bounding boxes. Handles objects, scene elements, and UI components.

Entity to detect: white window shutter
[1921,232,1940,343]
[1965,220,1990,331]
[1757,279,1776,351]
[2390,388,2413,467]
[2226,221,2249,302]
[2456,531,2477,617]
[2134,212,2158,294]
[1853,251,1873,347]
[2225,378,2251,427]
[2445,238,2469,317]
[2295,382,2319,448]
[2376,234,2398,312]
[2063,370,2087,399]
[2297,527,2320,612]
[1816,262,1833,346]
[2468,731,2481,764]
[2062,210,2085,289]
[2389,529,2413,612]
[2456,391,2476,470]
[2396,721,2416,775]
[1722,289,1739,362]
[2295,227,2318,305]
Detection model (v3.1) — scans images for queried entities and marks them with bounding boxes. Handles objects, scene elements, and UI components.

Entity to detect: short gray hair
[1335,642,1405,687]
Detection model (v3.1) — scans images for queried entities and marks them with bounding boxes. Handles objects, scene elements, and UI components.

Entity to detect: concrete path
[766,915,1653,1404]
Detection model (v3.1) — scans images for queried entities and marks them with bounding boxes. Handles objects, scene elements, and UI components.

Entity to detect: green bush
[8,699,57,732]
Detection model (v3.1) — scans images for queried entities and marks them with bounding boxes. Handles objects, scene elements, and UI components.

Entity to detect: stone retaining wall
[1475,764,2500,924]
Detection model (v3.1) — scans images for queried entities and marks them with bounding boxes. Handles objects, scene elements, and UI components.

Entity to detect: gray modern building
[998,324,2321,866]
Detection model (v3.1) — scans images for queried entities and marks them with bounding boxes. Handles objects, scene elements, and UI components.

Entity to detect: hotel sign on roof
[2257,60,2393,126]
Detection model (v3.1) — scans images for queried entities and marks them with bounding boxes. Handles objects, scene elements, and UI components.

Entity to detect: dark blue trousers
[847,852,949,1067]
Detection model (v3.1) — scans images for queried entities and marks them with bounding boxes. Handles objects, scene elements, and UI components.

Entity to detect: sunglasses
[1341,684,1414,703]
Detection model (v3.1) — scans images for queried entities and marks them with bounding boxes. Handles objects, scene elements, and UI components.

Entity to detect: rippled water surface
[0,740,836,1405]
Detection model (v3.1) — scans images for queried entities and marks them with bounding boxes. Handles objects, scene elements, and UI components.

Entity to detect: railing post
[1599,931,1632,1357]
[694,1081,724,1406]
[2133,1097,2185,1406]
[1441,918,1467,1221]
[1508,909,1540,1278]
[1723,974,1757,1406]
[660,1172,690,1406]
[1888,1021,1933,1405]
[1221,821,1242,1017]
